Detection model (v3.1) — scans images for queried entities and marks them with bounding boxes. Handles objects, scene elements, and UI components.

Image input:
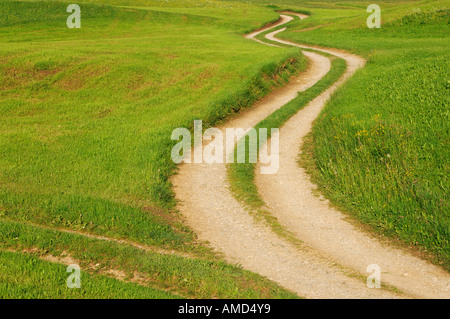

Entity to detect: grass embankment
[0,0,306,297]
[273,1,449,269]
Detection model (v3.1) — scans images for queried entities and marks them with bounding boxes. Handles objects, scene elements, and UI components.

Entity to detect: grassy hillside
[0,0,305,298]
[271,1,449,269]
[1,0,448,298]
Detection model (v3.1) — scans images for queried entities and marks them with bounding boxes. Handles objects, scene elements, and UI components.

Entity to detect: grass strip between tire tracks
[227,54,347,245]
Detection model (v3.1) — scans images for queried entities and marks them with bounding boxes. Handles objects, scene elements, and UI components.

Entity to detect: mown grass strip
[227,56,347,245]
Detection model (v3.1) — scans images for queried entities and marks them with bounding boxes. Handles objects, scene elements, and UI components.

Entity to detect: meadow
[0,0,304,298]
[1,0,448,298]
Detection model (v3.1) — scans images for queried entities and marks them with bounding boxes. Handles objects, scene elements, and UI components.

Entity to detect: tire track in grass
[172,13,404,299]
[255,15,450,298]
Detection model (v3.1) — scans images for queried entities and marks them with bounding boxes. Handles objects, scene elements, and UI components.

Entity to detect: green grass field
[1,0,448,298]
[0,0,305,298]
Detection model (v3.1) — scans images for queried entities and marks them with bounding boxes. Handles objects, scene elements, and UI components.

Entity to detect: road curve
[173,13,401,299]
[172,14,450,298]
[256,15,449,299]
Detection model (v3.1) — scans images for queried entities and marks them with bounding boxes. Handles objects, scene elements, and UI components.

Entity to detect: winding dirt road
[172,14,449,299]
